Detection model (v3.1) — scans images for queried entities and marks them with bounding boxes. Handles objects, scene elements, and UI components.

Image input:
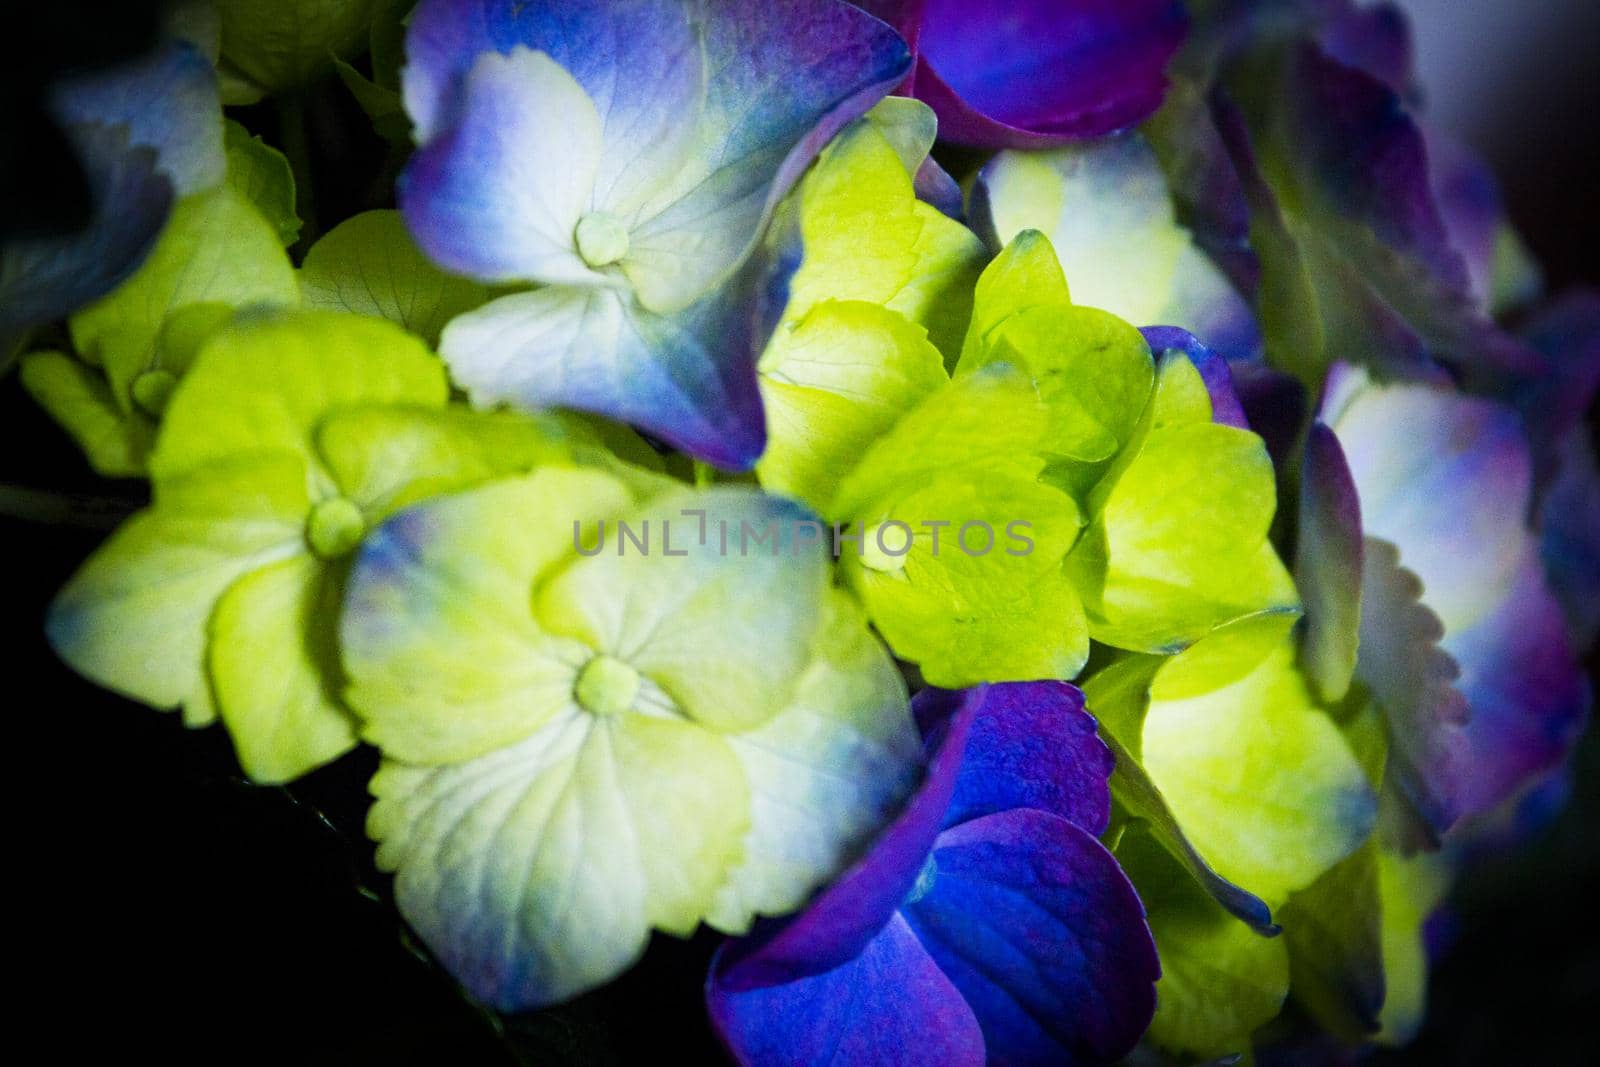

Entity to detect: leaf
[299,210,495,346]
[1295,423,1365,703]
[212,0,383,92]
[223,119,300,246]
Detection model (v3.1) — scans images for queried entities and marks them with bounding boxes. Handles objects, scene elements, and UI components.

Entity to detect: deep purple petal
[1140,327,1250,429]
[714,687,979,987]
[1540,427,1600,648]
[862,0,1187,148]
[1318,0,1415,95]
[1445,551,1591,818]
[904,809,1159,1067]
[918,682,1113,837]
[707,914,986,1067]
[1425,127,1511,313]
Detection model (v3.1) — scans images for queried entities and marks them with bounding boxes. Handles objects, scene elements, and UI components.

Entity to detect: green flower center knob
[575,654,641,717]
[306,496,367,559]
[574,212,631,268]
[131,369,179,418]
[858,523,911,574]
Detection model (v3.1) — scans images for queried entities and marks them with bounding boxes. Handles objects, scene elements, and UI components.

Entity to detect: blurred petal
[905,809,1159,1066]
[1294,422,1365,703]
[977,136,1258,358]
[864,0,1187,148]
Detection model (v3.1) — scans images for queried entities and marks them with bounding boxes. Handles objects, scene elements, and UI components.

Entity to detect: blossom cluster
[4,1,1595,1064]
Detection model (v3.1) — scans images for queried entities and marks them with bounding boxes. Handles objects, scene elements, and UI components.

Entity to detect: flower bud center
[306,497,367,559]
[575,654,640,717]
[574,212,630,268]
[131,369,179,418]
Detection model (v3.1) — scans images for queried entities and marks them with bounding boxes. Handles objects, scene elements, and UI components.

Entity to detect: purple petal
[714,687,978,988]
[1229,359,1307,473]
[904,809,1159,1066]
[1140,327,1250,429]
[862,0,1187,148]
[919,682,1113,837]
[1445,550,1591,818]
[1294,423,1364,703]
[1318,0,1415,95]
[1540,427,1600,648]
[1425,127,1511,314]
[707,914,986,1067]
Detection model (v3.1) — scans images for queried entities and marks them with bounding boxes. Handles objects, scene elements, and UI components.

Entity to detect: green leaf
[20,351,153,477]
[223,119,300,246]
[777,111,986,357]
[334,59,411,144]
[70,184,299,412]
[152,308,447,482]
[1119,826,1289,1059]
[212,0,383,92]
[756,299,948,513]
[299,210,495,346]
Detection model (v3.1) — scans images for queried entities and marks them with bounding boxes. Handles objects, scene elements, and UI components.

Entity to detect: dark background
[6,2,1596,1063]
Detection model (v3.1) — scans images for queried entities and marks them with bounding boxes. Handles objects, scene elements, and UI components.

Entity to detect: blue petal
[707,915,986,1067]
[919,682,1114,837]
[904,809,1159,1066]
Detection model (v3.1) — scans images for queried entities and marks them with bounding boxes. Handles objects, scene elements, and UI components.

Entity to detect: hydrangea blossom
[397,0,912,466]
[344,473,921,1008]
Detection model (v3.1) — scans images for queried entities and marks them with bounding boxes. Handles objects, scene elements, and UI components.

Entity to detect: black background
[5,2,1596,1062]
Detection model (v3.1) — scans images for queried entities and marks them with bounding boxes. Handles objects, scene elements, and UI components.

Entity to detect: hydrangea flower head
[397,0,913,466]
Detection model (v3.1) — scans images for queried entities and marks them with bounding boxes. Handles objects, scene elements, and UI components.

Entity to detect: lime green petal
[757,300,948,514]
[314,404,596,520]
[208,552,358,782]
[224,118,300,246]
[152,309,448,481]
[1071,357,1298,652]
[299,210,494,345]
[1141,634,1378,905]
[709,590,920,932]
[536,487,829,734]
[46,453,309,719]
[781,116,985,355]
[1376,850,1451,1046]
[369,706,748,1010]
[342,469,641,764]
[841,473,1088,687]
[832,365,1053,522]
[20,351,154,476]
[70,184,298,406]
[969,303,1154,462]
[1120,827,1289,1059]
[959,230,1073,366]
